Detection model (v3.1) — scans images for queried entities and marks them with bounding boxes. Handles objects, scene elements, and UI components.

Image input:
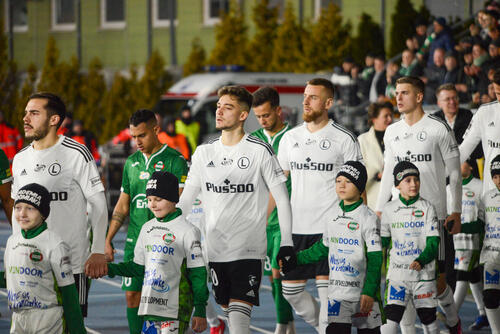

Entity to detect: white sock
[400,302,417,334]
[286,321,296,334]
[380,319,399,334]
[485,307,500,334]
[206,301,220,327]
[437,285,459,327]
[316,279,329,334]
[453,280,468,310]
[228,301,251,334]
[470,281,486,315]
[221,306,229,328]
[282,282,319,330]
[274,323,287,334]
[422,320,439,334]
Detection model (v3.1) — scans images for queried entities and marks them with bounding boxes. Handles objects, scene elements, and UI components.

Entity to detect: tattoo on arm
[111,212,126,225]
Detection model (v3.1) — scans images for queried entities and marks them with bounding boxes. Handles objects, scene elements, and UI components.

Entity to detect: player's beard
[25,120,50,141]
[302,108,323,122]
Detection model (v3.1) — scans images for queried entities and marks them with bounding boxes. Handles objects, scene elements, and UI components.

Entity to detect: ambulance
[154,71,331,140]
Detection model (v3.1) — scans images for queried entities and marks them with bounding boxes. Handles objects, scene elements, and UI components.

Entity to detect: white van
[154,72,331,141]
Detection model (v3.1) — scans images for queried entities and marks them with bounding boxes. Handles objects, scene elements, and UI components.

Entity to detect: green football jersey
[251,123,291,227]
[0,149,12,185]
[121,145,188,244]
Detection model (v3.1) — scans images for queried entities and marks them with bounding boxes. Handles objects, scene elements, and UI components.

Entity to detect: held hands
[85,253,108,279]
[359,295,374,314]
[104,241,116,262]
[276,246,297,275]
[445,212,461,235]
[409,260,422,271]
[191,317,207,333]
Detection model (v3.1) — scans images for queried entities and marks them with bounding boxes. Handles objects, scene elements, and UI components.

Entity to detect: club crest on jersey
[347,222,359,231]
[48,163,61,176]
[139,171,150,180]
[412,210,424,217]
[29,251,43,262]
[163,232,176,245]
[417,131,427,141]
[465,191,475,198]
[154,161,164,171]
[320,139,331,150]
[237,157,250,169]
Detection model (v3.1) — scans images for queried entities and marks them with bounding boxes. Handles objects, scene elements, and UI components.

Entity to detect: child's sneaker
[468,315,489,330]
[447,319,462,334]
[210,319,225,334]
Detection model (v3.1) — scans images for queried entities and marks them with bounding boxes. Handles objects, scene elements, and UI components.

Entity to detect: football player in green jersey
[251,87,295,334]
[0,148,13,225]
[105,109,188,334]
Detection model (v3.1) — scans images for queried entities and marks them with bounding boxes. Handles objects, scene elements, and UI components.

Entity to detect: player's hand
[360,294,374,314]
[85,253,108,278]
[409,260,422,271]
[104,241,115,262]
[191,316,207,333]
[445,212,461,234]
[276,246,297,275]
[375,211,382,219]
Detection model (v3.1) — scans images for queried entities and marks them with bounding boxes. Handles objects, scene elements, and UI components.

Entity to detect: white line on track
[85,327,102,334]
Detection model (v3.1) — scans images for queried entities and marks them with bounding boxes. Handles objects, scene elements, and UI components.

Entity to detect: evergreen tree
[183,37,206,76]
[270,3,305,72]
[353,13,385,64]
[389,0,419,57]
[138,50,171,109]
[207,0,248,66]
[0,18,19,127]
[303,3,352,71]
[37,36,61,93]
[16,63,38,128]
[101,73,133,142]
[246,0,279,72]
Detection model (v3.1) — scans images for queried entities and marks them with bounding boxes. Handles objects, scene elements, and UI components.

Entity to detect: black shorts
[209,259,263,306]
[283,234,329,280]
[437,219,455,277]
[74,273,91,317]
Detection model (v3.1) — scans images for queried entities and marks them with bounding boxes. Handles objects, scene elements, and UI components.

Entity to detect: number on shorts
[123,277,132,287]
[264,256,272,272]
[210,268,219,286]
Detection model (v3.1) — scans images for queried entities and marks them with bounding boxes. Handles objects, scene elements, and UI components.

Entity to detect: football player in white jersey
[375,77,463,333]
[178,86,294,334]
[278,78,363,333]
[11,92,108,317]
[460,68,500,195]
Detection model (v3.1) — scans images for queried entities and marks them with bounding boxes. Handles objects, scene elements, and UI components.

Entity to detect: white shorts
[327,298,382,329]
[386,279,437,309]
[484,262,500,290]
[454,249,480,271]
[11,306,63,334]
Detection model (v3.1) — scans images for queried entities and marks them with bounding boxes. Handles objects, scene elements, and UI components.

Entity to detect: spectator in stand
[68,119,101,165]
[358,101,394,210]
[158,117,190,160]
[358,53,375,102]
[443,51,466,85]
[414,18,429,50]
[484,38,500,72]
[57,111,72,135]
[385,61,401,100]
[399,49,423,77]
[369,55,387,103]
[418,17,454,67]
[0,111,23,165]
[423,48,446,104]
[480,10,499,44]
[332,56,360,106]
[175,106,200,154]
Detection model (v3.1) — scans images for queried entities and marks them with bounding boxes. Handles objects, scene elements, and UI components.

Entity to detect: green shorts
[121,241,144,291]
[264,224,281,276]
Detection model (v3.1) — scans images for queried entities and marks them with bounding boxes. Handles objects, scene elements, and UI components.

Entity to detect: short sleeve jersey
[0,148,12,184]
[381,196,440,281]
[133,215,204,321]
[121,144,188,244]
[322,201,381,302]
[377,114,459,219]
[4,229,74,311]
[185,134,287,262]
[447,177,483,251]
[460,101,500,195]
[251,123,291,227]
[11,136,104,274]
[479,187,500,265]
[278,120,363,234]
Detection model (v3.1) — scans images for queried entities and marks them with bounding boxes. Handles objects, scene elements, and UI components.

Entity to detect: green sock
[127,307,144,334]
[272,279,294,324]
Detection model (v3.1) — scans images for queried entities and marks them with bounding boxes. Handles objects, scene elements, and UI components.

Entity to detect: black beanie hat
[15,183,51,219]
[336,161,367,193]
[146,171,179,203]
[393,161,420,186]
[491,155,500,178]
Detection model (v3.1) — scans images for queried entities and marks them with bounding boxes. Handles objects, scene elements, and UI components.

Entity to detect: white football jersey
[479,187,500,265]
[278,120,363,234]
[134,215,204,318]
[460,101,500,195]
[376,114,460,219]
[5,229,75,311]
[381,196,440,281]
[323,201,381,302]
[11,136,105,274]
[185,134,287,262]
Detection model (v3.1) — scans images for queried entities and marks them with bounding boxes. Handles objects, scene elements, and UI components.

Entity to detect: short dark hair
[307,78,334,98]
[129,109,157,127]
[28,92,66,128]
[367,102,394,125]
[252,86,280,108]
[396,76,425,95]
[218,85,253,111]
[436,83,457,96]
[493,68,500,85]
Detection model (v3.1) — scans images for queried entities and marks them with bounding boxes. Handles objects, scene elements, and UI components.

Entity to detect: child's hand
[191,316,207,333]
[360,295,374,313]
[409,261,422,271]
